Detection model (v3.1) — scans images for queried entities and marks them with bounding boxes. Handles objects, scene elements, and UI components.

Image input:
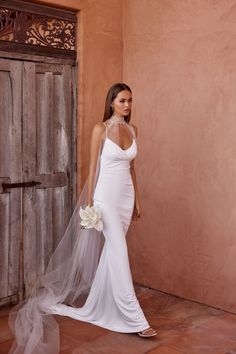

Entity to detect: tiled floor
[1,286,236,353]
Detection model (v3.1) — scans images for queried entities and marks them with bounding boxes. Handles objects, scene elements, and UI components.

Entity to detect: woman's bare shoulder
[130,123,138,135]
[91,122,106,137]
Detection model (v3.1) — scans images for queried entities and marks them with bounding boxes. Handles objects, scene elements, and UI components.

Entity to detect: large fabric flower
[79,205,103,232]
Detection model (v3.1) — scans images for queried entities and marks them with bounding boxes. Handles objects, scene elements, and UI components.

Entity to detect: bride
[9,83,157,354]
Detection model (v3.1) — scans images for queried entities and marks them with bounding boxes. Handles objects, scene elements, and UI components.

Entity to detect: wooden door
[0,59,22,305]
[0,58,76,304]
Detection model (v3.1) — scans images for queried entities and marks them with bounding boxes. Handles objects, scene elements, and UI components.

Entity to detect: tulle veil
[8,116,137,354]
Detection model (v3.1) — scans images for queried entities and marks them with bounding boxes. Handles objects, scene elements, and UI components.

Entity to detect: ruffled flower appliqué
[79,205,103,232]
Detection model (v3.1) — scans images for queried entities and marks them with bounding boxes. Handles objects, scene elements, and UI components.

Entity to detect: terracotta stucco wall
[29,0,236,313]
[124,0,236,313]
[31,0,123,188]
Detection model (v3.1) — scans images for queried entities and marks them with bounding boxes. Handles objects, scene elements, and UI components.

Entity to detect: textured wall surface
[124,0,236,313]
[29,0,236,313]
[31,0,123,187]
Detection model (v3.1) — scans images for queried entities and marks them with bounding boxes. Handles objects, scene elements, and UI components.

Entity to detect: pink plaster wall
[124,0,236,313]
[30,0,123,187]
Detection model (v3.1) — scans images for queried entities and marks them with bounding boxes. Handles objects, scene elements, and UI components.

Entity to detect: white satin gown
[52,126,149,333]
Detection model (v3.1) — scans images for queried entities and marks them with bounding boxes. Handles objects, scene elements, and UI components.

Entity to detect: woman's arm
[130,124,141,219]
[87,123,105,206]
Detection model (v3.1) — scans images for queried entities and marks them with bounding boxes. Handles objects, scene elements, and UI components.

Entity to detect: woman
[9,83,156,354]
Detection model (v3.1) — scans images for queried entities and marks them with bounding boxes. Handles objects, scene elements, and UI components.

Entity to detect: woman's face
[112,90,132,117]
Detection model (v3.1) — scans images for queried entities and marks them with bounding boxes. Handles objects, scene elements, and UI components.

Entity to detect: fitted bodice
[100,137,137,173]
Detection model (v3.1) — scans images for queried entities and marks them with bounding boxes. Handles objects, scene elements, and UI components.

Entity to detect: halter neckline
[109,115,126,124]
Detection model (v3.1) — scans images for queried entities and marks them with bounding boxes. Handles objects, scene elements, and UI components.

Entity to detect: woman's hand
[85,195,93,207]
[87,200,93,207]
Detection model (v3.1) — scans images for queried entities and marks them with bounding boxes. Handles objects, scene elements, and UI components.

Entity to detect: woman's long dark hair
[103,83,132,123]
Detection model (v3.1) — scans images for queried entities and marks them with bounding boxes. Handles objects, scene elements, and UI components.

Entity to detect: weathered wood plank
[61,65,72,234]
[0,70,12,176]
[55,65,71,247]
[53,69,67,173]
[52,188,63,250]
[0,178,10,194]
[22,61,37,298]
[0,50,75,65]
[0,60,22,300]
[8,60,22,299]
[0,294,18,307]
[22,62,36,179]
[36,188,53,274]
[71,64,77,209]
[0,41,76,60]
[44,189,53,269]
[36,172,67,188]
[52,66,64,247]
[36,64,62,74]
[36,189,46,280]
[22,188,37,298]
[51,65,72,247]
[0,194,9,298]
[36,70,53,174]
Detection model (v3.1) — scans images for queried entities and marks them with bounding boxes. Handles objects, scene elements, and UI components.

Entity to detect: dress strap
[103,122,107,138]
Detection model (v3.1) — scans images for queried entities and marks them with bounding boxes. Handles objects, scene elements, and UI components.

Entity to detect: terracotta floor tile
[0,286,236,354]
[55,314,72,324]
[202,313,236,341]
[60,349,79,354]
[145,313,188,343]
[0,316,13,343]
[59,317,109,344]
[225,347,236,354]
[166,325,236,354]
[60,333,84,352]
[138,289,184,316]
[0,339,13,354]
[0,307,11,319]
[147,345,185,354]
[134,284,151,295]
[73,332,159,354]
[159,299,223,328]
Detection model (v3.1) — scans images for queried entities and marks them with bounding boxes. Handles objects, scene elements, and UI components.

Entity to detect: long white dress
[9,119,150,354]
[51,123,149,333]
